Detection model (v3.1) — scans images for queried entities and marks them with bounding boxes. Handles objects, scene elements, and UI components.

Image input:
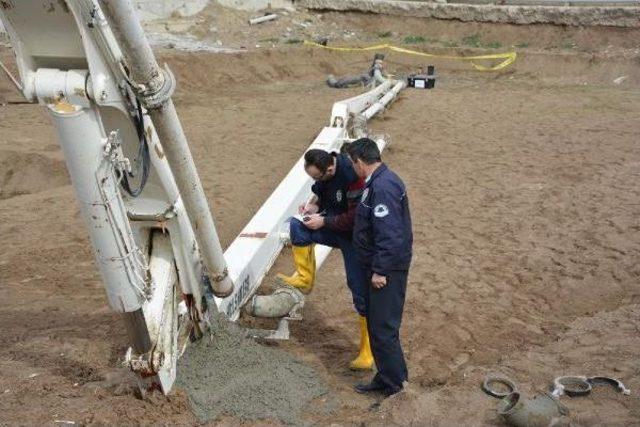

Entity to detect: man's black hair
[304,149,334,173]
[349,138,381,165]
[339,142,352,155]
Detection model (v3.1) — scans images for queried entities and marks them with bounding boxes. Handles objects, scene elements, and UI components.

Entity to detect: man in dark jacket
[348,137,413,396]
[277,148,374,370]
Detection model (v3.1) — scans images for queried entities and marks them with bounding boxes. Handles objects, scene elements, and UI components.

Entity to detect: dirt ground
[1,7,640,427]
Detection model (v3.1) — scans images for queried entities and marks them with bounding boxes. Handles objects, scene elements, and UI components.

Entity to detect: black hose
[118,99,150,197]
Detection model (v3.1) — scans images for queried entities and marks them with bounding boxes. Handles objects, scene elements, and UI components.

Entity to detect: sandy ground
[1,8,640,427]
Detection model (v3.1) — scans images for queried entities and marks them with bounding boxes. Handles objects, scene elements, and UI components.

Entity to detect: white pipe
[330,80,393,127]
[363,80,406,120]
[249,14,278,25]
[34,69,91,108]
[98,0,233,297]
[246,286,304,318]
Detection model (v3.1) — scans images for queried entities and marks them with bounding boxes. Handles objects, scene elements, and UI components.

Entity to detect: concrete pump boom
[0,0,404,394]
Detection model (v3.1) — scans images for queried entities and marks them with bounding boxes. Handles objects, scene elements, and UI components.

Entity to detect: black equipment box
[408,65,436,89]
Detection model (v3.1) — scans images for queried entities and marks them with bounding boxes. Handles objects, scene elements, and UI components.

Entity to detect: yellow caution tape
[303,40,517,71]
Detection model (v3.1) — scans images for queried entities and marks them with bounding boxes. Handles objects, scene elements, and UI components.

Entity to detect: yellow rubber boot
[276,245,316,294]
[350,315,374,371]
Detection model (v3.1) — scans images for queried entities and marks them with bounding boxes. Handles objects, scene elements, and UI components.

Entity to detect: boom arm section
[0,0,231,393]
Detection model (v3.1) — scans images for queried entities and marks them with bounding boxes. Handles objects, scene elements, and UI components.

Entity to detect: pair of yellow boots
[277,245,374,370]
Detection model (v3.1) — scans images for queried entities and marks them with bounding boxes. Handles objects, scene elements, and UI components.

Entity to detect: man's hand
[299,202,319,215]
[371,273,387,289]
[304,214,324,230]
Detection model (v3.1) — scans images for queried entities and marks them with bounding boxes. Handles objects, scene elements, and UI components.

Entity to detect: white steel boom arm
[0,0,222,393]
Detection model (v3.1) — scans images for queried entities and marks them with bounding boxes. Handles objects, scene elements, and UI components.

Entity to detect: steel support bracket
[245,316,301,341]
[124,346,164,376]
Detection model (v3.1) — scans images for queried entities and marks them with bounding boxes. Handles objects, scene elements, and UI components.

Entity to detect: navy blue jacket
[311,153,360,231]
[353,163,413,275]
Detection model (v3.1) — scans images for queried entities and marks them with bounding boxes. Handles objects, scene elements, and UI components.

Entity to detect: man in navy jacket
[278,148,374,370]
[348,137,413,396]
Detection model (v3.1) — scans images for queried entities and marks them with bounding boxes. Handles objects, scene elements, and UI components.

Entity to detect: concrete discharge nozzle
[245,286,305,319]
[499,392,569,427]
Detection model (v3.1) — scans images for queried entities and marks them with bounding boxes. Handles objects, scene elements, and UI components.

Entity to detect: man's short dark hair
[304,149,333,173]
[349,138,381,165]
[339,142,352,155]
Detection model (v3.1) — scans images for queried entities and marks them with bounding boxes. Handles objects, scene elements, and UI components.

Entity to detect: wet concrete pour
[177,313,330,425]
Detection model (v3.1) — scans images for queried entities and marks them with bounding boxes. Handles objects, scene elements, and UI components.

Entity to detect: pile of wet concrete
[177,311,330,425]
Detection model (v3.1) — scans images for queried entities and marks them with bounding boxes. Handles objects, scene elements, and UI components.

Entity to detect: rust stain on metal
[239,232,268,239]
[145,125,153,142]
[73,87,86,98]
[52,100,76,113]
[156,219,168,233]
[57,0,70,13]
[154,143,164,159]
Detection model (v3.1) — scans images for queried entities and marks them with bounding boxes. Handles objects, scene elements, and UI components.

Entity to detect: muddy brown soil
[1,10,639,426]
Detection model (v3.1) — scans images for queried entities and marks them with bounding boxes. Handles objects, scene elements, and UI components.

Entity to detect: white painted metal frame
[0,0,207,393]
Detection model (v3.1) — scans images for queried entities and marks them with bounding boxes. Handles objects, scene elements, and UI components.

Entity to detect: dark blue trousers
[365,268,409,391]
[289,218,367,316]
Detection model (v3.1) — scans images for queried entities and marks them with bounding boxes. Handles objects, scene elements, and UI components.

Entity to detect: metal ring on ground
[588,376,631,395]
[482,376,518,398]
[554,376,592,397]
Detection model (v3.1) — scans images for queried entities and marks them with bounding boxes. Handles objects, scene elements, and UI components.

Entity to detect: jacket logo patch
[336,189,343,202]
[361,188,369,202]
[374,204,389,218]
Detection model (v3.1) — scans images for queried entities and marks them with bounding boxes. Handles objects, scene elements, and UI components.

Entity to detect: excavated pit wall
[217,0,295,10]
[299,0,640,27]
[176,309,331,425]
[132,0,209,20]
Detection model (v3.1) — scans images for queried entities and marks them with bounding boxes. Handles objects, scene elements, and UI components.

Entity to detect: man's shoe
[355,381,385,394]
[383,385,403,397]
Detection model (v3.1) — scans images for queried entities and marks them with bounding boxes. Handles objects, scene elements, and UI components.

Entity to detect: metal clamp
[138,64,176,110]
[124,347,163,376]
[552,376,591,398]
[103,129,132,174]
[210,267,229,284]
[588,376,631,396]
[551,375,631,398]
[482,375,519,398]
[245,316,301,340]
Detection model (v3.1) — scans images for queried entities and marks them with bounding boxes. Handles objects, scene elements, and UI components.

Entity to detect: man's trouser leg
[366,269,409,391]
[339,239,373,370]
[339,239,367,316]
